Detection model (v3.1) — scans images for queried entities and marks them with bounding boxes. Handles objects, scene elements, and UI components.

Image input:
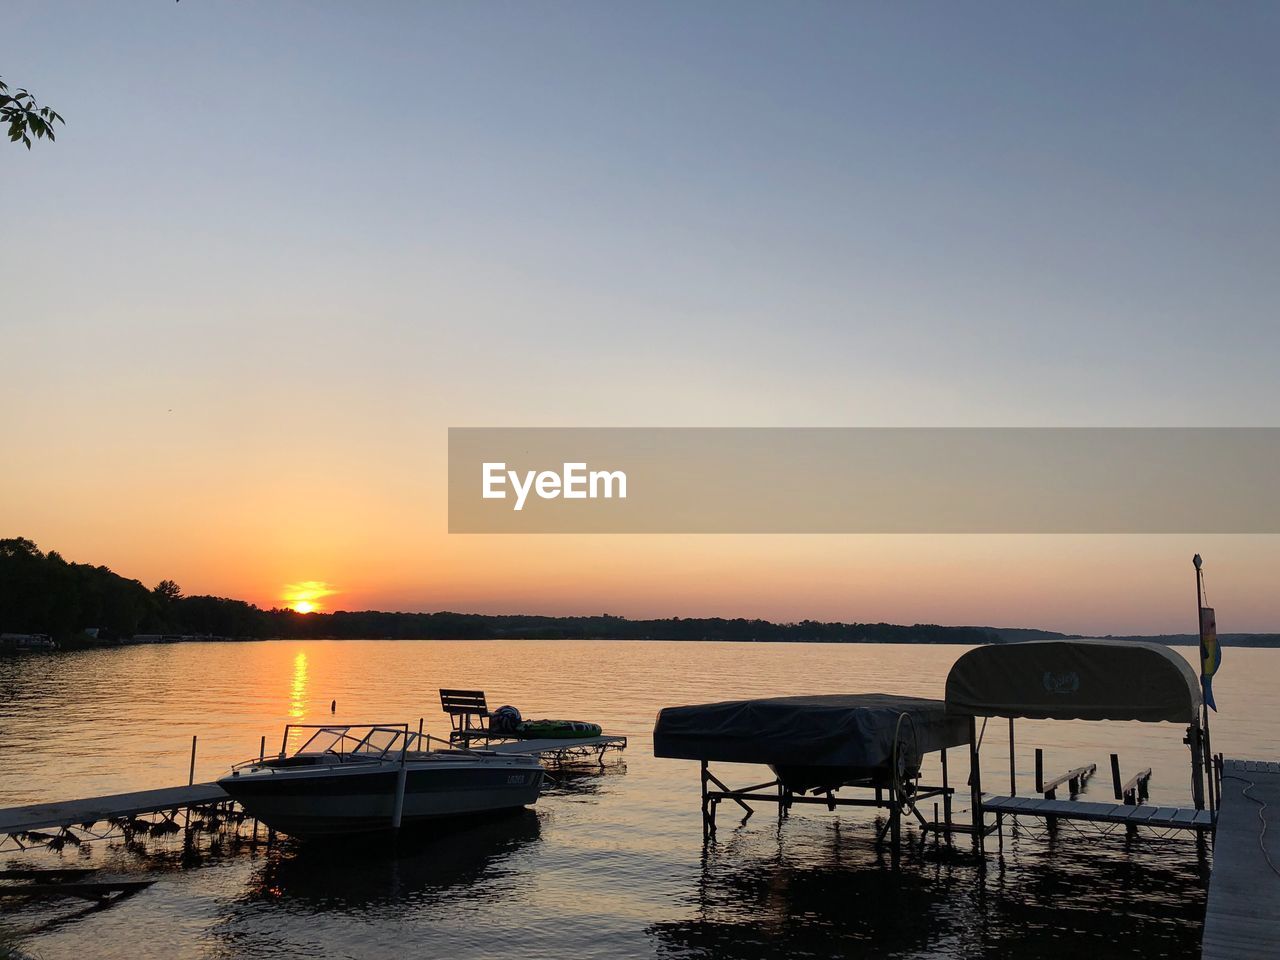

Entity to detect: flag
[1200,606,1221,711]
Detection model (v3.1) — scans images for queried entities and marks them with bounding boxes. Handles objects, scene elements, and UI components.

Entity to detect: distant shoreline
[5,537,1277,650]
[8,631,1280,653]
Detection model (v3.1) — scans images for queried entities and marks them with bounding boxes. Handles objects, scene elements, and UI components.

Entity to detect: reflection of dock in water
[647,826,1207,959]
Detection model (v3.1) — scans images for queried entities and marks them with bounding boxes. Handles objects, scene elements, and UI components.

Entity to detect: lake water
[1,639,1273,959]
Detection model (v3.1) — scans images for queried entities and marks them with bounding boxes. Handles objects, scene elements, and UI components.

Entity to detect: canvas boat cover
[652,693,969,769]
[945,639,1201,723]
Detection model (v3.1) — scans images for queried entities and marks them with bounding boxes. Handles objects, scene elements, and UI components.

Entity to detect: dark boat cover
[945,639,1201,723]
[652,693,969,769]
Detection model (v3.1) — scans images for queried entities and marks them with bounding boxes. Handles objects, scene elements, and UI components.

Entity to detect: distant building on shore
[1,632,56,651]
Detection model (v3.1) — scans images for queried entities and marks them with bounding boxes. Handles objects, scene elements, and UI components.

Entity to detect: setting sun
[281,581,337,614]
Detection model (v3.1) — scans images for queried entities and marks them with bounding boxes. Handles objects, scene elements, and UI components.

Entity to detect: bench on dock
[440,689,491,744]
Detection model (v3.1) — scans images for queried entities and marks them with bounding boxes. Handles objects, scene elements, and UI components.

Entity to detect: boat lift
[944,639,1220,849]
[653,693,968,853]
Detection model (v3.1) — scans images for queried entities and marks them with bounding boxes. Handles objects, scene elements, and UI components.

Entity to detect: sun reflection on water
[289,650,309,719]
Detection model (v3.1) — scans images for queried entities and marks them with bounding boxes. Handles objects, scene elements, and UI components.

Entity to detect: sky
[3,2,1279,633]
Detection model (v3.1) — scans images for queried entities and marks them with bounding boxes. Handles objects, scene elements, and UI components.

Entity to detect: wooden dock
[982,793,1214,832]
[0,783,229,837]
[487,735,627,765]
[1202,759,1280,960]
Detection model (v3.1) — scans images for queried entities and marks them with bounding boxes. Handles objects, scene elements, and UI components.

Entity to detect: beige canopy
[945,639,1201,723]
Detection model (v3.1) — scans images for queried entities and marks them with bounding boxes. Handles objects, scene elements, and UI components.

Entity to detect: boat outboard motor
[491,704,522,734]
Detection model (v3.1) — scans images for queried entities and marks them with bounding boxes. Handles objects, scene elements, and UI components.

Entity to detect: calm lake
[1,639,1274,959]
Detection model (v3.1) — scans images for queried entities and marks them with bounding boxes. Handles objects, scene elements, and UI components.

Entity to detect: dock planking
[981,793,1214,830]
[0,783,229,836]
[1202,759,1280,960]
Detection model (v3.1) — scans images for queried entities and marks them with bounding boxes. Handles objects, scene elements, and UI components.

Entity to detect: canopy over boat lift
[654,693,969,851]
[944,639,1218,849]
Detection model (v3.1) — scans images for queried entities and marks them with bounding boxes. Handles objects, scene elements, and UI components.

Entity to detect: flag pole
[1194,554,1216,813]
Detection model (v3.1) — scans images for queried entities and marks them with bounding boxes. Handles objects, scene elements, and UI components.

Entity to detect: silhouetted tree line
[1,537,1020,646]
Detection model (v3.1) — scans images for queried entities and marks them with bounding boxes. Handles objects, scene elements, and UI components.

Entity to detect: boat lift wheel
[878,712,925,849]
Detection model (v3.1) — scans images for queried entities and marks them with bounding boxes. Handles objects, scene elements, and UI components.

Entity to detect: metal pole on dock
[940,746,952,839]
[889,780,901,856]
[700,760,711,839]
[969,717,984,852]
[188,735,198,786]
[1008,719,1016,796]
[1194,555,1217,816]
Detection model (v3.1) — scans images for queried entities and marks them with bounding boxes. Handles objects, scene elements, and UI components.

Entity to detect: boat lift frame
[697,746,957,853]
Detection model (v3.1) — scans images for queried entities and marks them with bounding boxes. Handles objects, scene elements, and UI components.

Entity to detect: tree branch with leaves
[1,77,64,148]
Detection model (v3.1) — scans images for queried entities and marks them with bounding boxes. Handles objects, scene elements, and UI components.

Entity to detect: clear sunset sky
[3,2,1278,633]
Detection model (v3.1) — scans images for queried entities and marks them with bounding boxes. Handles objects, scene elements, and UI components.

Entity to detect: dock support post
[188,736,197,786]
[888,781,901,857]
[1188,724,1206,811]
[969,717,985,853]
[1203,709,1216,818]
[700,761,712,839]
[1008,719,1016,796]
[941,746,952,840]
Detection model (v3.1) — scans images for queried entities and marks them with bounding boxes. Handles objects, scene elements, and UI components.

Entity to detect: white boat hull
[219,755,544,837]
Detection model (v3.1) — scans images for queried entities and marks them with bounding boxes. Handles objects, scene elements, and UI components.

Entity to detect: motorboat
[217,723,544,837]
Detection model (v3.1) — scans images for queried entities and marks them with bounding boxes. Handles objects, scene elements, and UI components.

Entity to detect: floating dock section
[487,735,627,766]
[1202,759,1280,960]
[0,783,231,851]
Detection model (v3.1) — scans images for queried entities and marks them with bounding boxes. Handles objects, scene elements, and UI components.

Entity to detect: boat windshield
[294,727,348,756]
[352,727,404,757]
[287,724,411,761]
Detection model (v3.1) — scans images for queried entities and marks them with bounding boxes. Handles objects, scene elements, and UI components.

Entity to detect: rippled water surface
[1,640,1273,959]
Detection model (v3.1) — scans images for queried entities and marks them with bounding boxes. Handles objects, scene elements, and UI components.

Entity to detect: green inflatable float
[515,719,603,739]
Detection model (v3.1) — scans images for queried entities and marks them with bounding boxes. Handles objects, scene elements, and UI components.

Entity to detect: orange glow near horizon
[282,581,337,614]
